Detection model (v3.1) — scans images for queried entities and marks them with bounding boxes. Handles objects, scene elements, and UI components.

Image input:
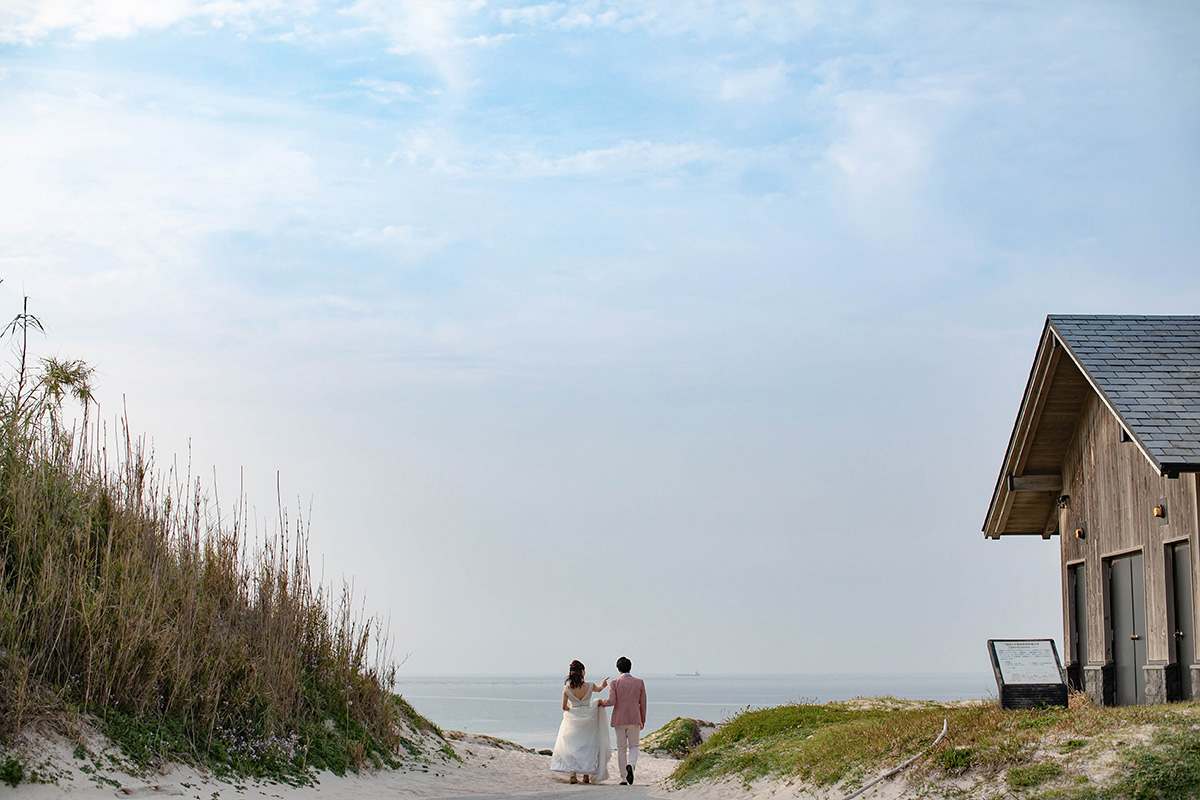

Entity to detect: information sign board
[987,639,1067,709]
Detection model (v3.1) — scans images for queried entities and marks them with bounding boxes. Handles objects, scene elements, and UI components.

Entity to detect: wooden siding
[1060,393,1200,670]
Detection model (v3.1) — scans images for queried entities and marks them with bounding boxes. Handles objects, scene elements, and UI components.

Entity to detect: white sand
[6,710,1014,800]
[8,730,686,800]
[13,726,1109,800]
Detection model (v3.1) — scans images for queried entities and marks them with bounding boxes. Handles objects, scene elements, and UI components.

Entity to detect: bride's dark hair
[566,660,585,689]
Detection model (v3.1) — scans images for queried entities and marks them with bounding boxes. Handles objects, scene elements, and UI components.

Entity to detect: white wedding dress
[550,684,610,781]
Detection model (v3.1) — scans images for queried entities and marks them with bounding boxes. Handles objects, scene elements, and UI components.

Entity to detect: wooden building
[983,316,1200,705]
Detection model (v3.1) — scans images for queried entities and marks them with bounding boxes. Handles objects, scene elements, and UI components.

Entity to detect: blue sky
[2,1,1199,678]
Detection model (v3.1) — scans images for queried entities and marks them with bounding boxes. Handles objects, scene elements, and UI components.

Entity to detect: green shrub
[939,747,973,771]
[644,718,706,758]
[1008,762,1063,788]
[1,755,24,787]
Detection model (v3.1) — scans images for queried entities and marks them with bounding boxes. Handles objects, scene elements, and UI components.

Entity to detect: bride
[550,660,610,784]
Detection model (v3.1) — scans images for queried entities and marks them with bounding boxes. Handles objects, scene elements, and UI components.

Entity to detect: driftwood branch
[840,718,948,800]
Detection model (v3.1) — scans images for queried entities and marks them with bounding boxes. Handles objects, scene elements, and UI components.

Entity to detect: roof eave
[1158,462,1200,480]
[982,320,1059,539]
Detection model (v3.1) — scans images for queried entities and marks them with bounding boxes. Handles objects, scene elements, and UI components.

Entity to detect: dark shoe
[626,765,634,785]
[582,775,590,784]
[570,773,578,784]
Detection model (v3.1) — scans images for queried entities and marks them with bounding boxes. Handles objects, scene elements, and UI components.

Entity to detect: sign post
[987,639,1068,709]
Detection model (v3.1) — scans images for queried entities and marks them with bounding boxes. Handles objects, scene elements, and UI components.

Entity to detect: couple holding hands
[550,656,647,786]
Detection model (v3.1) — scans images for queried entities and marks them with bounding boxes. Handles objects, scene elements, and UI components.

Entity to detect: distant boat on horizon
[675,671,701,677]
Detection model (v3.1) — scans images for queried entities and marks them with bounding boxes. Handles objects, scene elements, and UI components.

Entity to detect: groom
[598,656,647,786]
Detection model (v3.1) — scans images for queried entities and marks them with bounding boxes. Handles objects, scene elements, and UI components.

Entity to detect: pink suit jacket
[599,674,646,728]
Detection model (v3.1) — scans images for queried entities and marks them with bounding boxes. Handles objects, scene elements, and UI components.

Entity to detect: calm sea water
[396,673,995,751]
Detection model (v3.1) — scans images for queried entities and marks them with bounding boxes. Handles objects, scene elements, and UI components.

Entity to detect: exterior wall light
[1154,498,1168,524]
[1074,527,1086,540]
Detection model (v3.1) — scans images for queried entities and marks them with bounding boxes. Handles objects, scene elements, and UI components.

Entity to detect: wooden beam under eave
[1007,474,1063,493]
[1041,501,1059,539]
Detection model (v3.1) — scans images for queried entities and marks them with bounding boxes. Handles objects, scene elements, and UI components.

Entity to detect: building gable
[1049,316,1200,477]
[984,315,1200,539]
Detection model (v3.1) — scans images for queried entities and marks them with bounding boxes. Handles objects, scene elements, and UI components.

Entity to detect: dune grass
[0,299,430,784]
[641,717,710,759]
[670,695,1200,797]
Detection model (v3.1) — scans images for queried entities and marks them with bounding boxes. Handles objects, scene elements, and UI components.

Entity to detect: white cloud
[340,0,488,90]
[342,0,480,53]
[498,3,564,25]
[387,125,471,175]
[497,0,823,39]
[0,83,316,295]
[457,32,514,47]
[824,82,966,241]
[554,7,598,30]
[0,0,311,44]
[344,224,455,264]
[828,92,930,188]
[386,127,755,182]
[502,140,721,178]
[0,0,192,43]
[356,77,419,102]
[717,61,790,102]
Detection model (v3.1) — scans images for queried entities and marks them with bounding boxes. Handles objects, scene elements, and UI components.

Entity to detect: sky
[1,0,1199,679]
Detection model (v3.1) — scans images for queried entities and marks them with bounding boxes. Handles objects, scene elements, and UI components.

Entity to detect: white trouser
[615,724,640,773]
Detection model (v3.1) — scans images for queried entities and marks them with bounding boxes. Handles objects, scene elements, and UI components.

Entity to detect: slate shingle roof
[1049,315,1200,476]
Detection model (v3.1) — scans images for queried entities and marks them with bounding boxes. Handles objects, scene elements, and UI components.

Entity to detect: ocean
[395,673,995,751]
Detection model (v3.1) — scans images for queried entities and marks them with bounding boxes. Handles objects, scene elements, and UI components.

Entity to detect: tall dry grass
[0,299,416,777]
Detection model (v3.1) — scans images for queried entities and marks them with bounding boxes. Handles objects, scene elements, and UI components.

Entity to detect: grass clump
[938,746,973,771]
[1008,761,1063,788]
[671,695,1200,796]
[673,701,906,786]
[643,717,710,759]
[1,754,24,787]
[1111,726,1200,800]
[0,298,435,782]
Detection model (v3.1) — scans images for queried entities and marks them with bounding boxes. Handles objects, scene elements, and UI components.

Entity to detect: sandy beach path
[10,733,682,800]
[433,788,661,800]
